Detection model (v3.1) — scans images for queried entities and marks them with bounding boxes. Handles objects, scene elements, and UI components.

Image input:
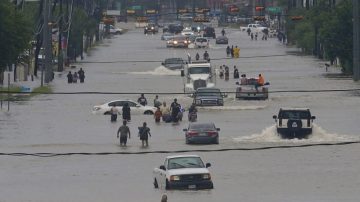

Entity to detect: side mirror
[206,163,211,168]
[183,128,188,132]
[311,116,316,120]
[159,165,166,170]
[181,70,185,77]
[273,115,277,119]
[216,128,220,131]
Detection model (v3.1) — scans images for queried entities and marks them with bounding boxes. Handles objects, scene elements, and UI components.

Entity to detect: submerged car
[215,36,228,44]
[273,108,316,139]
[193,87,225,106]
[183,122,220,144]
[161,58,186,70]
[153,155,213,190]
[92,100,156,115]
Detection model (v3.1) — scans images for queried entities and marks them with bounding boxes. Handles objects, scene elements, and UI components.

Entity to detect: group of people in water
[67,68,85,83]
[218,65,240,81]
[226,45,240,58]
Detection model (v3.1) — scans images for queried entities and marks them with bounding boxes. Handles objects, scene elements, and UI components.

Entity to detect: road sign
[266,7,282,13]
[132,5,142,10]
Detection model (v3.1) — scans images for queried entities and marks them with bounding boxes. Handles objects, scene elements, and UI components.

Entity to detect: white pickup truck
[153,155,214,190]
[240,24,267,32]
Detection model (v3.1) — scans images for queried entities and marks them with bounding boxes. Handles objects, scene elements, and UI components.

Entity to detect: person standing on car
[137,93,148,106]
[122,102,131,121]
[117,120,131,146]
[138,122,151,147]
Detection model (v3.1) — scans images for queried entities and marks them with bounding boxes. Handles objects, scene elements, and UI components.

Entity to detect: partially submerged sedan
[161,58,186,70]
[92,100,157,115]
[183,123,220,144]
[153,155,213,190]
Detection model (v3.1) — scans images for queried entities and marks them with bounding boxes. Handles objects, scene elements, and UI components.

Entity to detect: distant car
[273,108,316,139]
[181,30,195,37]
[194,37,209,48]
[164,24,184,34]
[215,36,228,44]
[166,36,191,48]
[203,27,216,38]
[161,32,174,40]
[193,87,226,106]
[144,23,159,34]
[162,58,186,70]
[153,155,213,190]
[183,122,220,144]
[109,25,123,35]
[92,100,157,115]
[191,23,205,32]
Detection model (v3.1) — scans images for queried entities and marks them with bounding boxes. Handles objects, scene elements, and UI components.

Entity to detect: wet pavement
[1,27,360,202]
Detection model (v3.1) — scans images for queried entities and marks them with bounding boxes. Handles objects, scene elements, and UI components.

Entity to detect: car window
[188,67,210,74]
[108,101,123,107]
[190,123,215,131]
[126,101,137,107]
[196,38,207,42]
[279,111,310,119]
[167,157,205,169]
[196,89,221,97]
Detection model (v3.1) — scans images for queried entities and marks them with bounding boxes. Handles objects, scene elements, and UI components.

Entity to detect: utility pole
[43,0,52,84]
[354,0,360,81]
[58,0,63,72]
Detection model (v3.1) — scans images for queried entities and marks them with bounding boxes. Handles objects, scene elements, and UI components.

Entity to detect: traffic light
[255,6,265,11]
[253,16,266,21]
[291,16,304,21]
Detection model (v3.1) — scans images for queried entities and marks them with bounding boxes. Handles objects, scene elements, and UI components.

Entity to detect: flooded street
[1,27,360,202]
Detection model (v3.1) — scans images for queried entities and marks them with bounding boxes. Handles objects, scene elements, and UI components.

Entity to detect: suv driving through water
[273,108,316,139]
[192,87,225,106]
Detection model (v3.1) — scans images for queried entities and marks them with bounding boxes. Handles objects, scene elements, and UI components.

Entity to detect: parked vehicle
[215,36,228,44]
[192,87,226,106]
[108,25,123,35]
[181,60,216,92]
[183,123,220,144]
[92,100,156,115]
[273,108,316,139]
[161,58,186,70]
[153,155,213,190]
[194,37,209,48]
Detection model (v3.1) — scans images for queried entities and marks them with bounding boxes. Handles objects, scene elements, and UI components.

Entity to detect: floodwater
[1,27,360,202]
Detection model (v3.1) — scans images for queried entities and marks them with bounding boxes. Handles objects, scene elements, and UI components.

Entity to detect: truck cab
[181,60,216,93]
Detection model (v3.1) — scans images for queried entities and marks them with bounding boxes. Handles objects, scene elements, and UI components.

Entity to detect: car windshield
[196,38,207,42]
[168,157,205,169]
[196,89,221,97]
[188,67,210,74]
[279,110,311,119]
[165,58,183,64]
[189,123,216,131]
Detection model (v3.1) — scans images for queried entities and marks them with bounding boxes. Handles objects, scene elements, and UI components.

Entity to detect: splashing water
[234,124,359,143]
[128,66,181,76]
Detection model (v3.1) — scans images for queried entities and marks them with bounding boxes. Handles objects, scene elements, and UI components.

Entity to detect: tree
[0,1,32,83]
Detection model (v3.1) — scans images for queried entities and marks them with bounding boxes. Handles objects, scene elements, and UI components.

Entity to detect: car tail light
[207,131,217,136]
[187,131,198,136]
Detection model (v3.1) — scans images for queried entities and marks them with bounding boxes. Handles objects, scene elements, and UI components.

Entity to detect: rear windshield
[196,38,207,42]
[190,123,215,130]
[279,110,311,119]
[165,58,183,64]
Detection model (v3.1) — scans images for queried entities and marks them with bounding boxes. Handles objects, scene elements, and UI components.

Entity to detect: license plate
[188,185,196,189]
[199,133,207,136]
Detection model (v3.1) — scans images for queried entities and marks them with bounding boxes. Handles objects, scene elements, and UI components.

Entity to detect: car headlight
[202,174,211,180]
[174,41,178,44]
[195,99,201,105]
[170,175,180,181]
[93,107,101,111]
[151,27,154,29]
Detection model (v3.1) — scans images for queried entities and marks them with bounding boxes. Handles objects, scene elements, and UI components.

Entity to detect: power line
[1,140,359,157]
[1,88,359,95]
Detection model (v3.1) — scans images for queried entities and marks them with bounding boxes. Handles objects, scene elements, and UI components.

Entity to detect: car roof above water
[166,155,200,159]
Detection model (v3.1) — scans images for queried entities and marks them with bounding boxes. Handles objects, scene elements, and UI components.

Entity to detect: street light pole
[354,0,360,81]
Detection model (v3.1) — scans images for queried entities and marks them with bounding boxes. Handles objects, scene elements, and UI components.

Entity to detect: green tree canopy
[0,1,32,72]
